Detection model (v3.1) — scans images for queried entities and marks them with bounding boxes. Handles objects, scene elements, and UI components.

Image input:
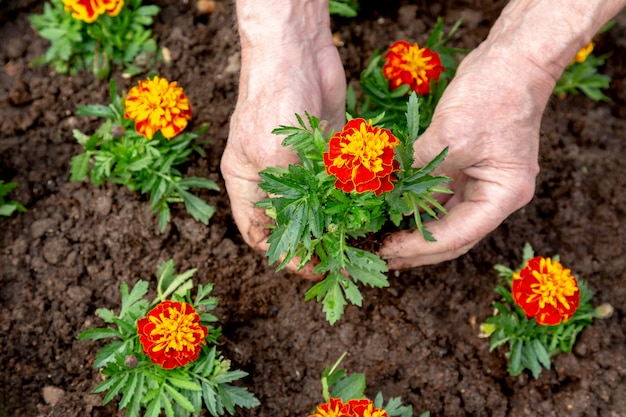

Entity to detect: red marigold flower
[309,398,389,417]
[137,300,208,369]
[382,40,445,95]
[124,76,193,140]
[323,118,400,196]
[512,256,580,326]
[62,0,124,23]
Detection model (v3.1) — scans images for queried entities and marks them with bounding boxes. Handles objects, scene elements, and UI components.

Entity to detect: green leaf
[77,327,120,341]
[144,394,162,417]
[118,371,139,410]
[218,384,260,410]
[102,373,129,405]
[508,339,523,376]
[322,277,347,325]
[77,104,116,119]
[202,382,219,416]
[167,377,202,392]
[330,373,366,401]
[177,177,220,191]
[180,189,215,225]
[164,384,196,413]
[70,153,91,182]
[531,339,552,370]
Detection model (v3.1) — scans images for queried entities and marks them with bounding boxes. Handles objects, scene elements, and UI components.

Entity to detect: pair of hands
[221,0,603,276]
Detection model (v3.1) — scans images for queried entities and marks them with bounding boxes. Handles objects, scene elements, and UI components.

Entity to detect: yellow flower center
[525,258,579,310]
[337,121,394,173]
[149,304,200,352]
[402,45,436,81]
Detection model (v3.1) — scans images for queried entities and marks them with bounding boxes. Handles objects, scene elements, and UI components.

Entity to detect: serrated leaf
[177,177,220,191]
[70,153,91,182]
[164,383,196,413]
[167,377,202,392]
[218,384,260,410]
[531,338,551,370]
[330,373,366,401]
[180,189,215,225]
[77,327,121,341]
[322,278,347,325]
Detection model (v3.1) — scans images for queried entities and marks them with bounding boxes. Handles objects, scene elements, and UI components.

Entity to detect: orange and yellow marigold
[309,398,389,417]
[323,118,399,196]
[512,256,580,326]
[571,41,594,65]
[382,40,445,95]
[124,76,193,140]
[62,0,124,23]
[137,300,208,369]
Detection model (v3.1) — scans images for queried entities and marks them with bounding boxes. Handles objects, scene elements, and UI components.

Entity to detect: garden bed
[1,1,625,416]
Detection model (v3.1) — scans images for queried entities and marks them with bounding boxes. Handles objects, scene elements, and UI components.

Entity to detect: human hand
[221,1,346,275]
[379,33,552,268]
[379,0,626,268]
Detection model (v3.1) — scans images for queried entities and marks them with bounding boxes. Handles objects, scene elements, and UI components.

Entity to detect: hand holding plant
[70,76,218,231]
[29,0,161,78]
[257,94,451,324]
[78,259,259,417]
[480,243,613,378]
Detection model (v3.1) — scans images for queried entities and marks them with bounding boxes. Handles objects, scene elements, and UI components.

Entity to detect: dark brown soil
[1,1,626,416]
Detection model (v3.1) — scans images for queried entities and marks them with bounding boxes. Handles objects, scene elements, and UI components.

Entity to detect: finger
[379,197,505,264]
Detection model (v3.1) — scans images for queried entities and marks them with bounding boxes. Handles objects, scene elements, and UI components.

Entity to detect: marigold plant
[257,94,451,324]
[29,0,161,78]
[353,17,466,129]
[125,76,193,140]
[0,181,26,220]
[309,353,425,417]
[480,243,612,378]
[78,259,259,417]
[70,79,218,231]
[554,21,615,101]
[137,300,208,370]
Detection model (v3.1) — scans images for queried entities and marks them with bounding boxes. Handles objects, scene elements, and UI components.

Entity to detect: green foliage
[0,181,26,219]
[354,17,467,129]
[70,79,218,231]
[329,0,359,17]
[482,243,605,379]
[29,0,161,78]
[78,260,259,417]
[257,94,451,324]
[319,353,421,417]
[554,54,612,101]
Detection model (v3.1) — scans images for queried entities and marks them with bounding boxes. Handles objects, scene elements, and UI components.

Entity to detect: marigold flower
[124,76,193,140]
[323,118,399,196]
[512,256,580,326]
[309,398,389,417]
[382,40,445,95]
[137,300,208,369]
[571,41,594,65]
[62,0,124,23]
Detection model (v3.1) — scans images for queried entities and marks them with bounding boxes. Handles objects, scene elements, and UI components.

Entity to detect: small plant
[351,18,466,129]
[70,76,218,231]
[309,353,427,417]
[0,181,26,219]
[257,93,451,324]
[480,243,613,378]
[78,259,259,417]
[29,0,161,78]
[554,22,615,101]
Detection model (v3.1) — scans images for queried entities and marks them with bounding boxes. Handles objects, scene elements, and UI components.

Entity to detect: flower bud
[124,354,138,368]
[318,119,331,135]
[595,303,614,319]
[111,124,126,138]
[478,323,496,338]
